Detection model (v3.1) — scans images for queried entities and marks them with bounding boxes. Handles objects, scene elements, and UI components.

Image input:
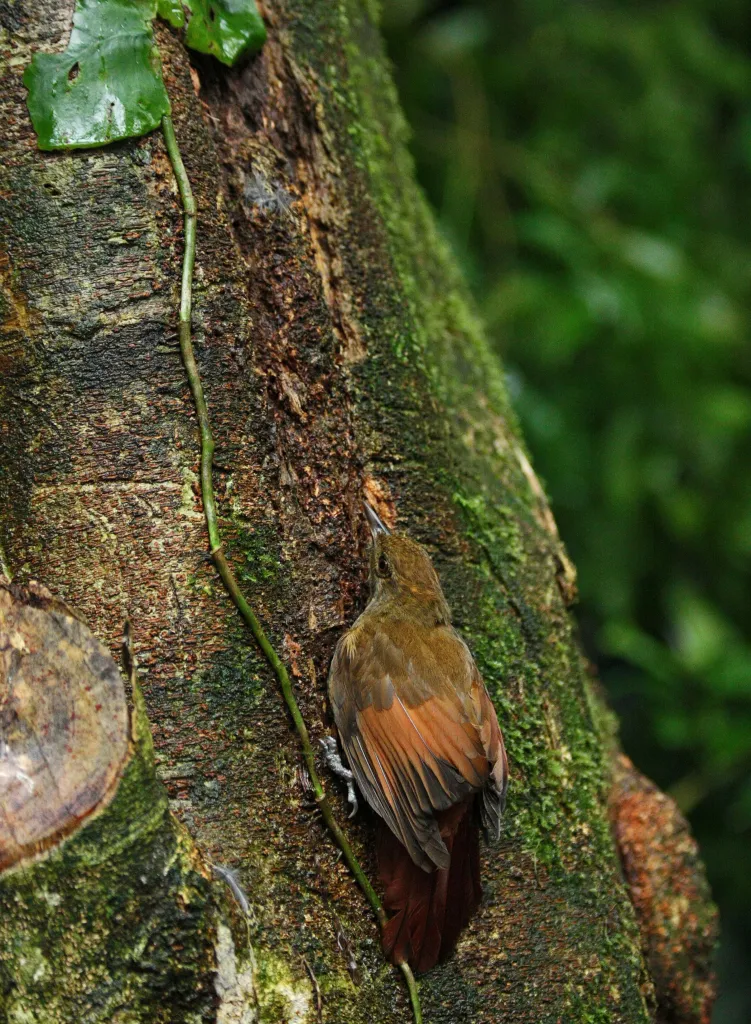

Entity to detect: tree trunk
[0,2,717,1022]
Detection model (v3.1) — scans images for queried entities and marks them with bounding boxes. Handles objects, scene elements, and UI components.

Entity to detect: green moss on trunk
[0,697,220,1022]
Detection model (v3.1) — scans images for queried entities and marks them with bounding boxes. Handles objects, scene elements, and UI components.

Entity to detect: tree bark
[0,582,228,1023]
[0,2,717,1022]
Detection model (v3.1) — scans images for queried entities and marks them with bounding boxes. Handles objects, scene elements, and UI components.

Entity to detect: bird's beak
[364,501,391,539]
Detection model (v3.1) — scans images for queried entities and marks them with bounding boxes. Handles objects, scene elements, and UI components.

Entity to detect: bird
[325,502,508,973]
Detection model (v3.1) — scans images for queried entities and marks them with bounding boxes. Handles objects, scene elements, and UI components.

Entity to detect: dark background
[382,2,751,1020]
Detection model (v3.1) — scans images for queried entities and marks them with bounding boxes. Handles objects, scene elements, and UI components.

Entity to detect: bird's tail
[378,798,481,974]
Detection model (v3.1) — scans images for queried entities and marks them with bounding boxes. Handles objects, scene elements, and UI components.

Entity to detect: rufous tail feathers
[378,797,481,974]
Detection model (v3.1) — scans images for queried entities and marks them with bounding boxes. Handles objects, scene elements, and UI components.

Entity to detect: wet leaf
[156,0,185,28]
[183,0,266,66]
[24,0,170,151]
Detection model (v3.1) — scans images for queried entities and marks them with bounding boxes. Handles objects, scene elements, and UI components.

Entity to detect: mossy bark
[0,1,716,1022]
[0,693,225,1024]
[0,583,249,1023]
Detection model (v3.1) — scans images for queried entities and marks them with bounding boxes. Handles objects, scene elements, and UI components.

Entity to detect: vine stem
[161,114,422,1024]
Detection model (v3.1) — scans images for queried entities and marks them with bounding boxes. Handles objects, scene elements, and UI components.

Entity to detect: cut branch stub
[0,581,130,871]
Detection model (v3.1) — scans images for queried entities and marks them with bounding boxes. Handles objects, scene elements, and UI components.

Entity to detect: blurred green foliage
[382,2,751,1020]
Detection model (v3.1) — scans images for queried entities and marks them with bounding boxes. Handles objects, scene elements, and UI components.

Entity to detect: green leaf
[156,0,185,28]
[183,0,266,66]
[24,0,170,151]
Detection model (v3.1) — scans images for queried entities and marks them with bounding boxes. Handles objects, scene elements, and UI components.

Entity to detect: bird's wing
[328,619,506,870]
[474,667,508,840]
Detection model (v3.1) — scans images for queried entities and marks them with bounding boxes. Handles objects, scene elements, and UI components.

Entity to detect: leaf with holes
[24,0,170,151]
[183,0,266,66]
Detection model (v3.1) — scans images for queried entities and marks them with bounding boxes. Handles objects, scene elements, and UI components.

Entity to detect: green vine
[161,113,422,1024]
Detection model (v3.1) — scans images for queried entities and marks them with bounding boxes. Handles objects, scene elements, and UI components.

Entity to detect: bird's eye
[377,553,390,577]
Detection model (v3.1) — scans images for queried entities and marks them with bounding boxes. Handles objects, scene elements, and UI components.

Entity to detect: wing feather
[328,617,507,869]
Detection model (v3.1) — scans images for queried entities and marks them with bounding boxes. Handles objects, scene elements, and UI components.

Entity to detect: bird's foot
[319,736,359,818]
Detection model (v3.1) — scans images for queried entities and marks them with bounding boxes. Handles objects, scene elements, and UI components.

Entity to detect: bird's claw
[346,781,358,818]
[319,735,338,757]
[319,736,359,818]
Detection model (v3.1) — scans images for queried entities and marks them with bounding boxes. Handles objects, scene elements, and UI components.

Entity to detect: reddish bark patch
[610,754,718,1024]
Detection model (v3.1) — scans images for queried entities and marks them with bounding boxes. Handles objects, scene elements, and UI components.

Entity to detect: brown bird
[326,503,508,973]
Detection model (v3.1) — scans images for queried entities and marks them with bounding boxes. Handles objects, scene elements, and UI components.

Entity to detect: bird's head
[364,503,451,625]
